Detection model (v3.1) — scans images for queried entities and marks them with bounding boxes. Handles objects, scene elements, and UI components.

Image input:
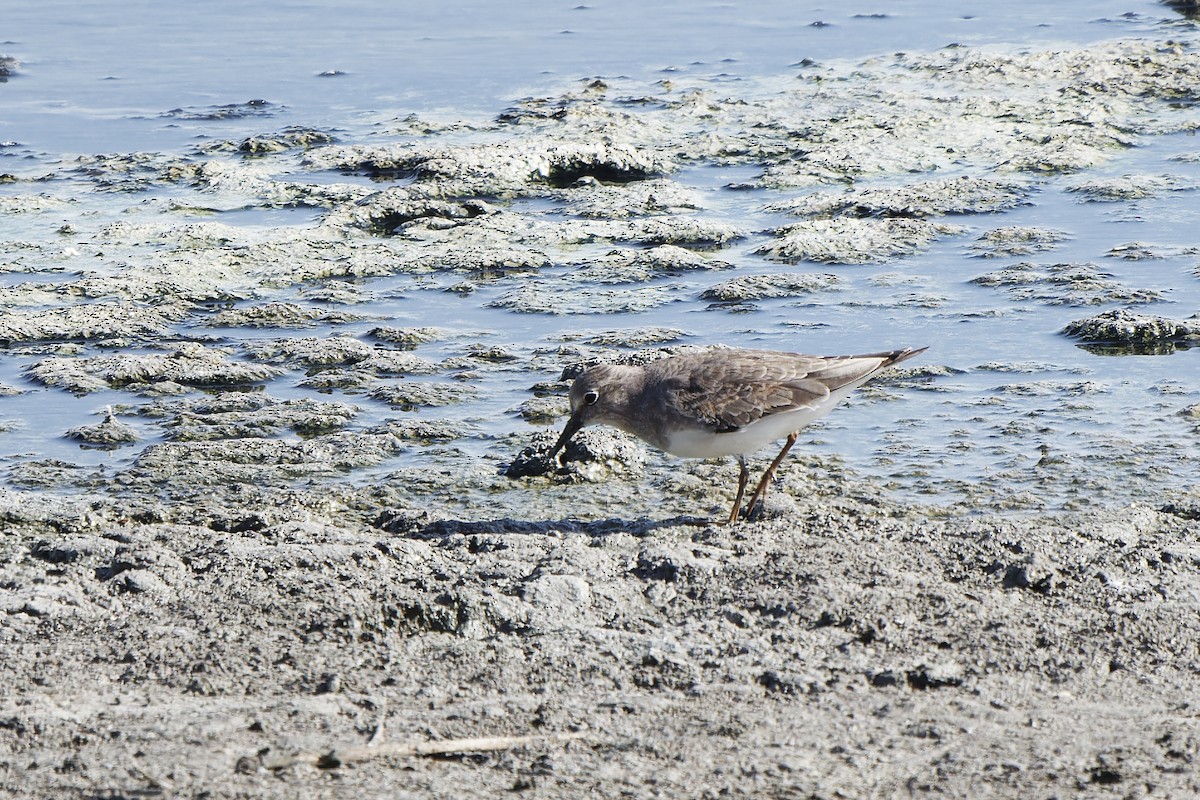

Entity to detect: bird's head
[548,364,631,459]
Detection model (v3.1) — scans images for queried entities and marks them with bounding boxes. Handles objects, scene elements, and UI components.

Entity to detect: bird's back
[640,347,923,458]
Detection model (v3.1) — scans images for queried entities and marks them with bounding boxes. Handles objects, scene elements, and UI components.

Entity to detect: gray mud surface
[3,32,1200,798]
[3,480,1199,798]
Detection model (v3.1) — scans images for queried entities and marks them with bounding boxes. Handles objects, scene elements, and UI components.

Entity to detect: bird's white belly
[663,402,836,458]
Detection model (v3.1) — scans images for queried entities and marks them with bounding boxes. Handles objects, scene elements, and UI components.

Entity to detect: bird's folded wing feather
[661,354,854,431]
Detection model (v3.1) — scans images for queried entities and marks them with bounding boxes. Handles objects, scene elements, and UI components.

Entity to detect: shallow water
[3,0,1181,154]
[3,1,1200,512]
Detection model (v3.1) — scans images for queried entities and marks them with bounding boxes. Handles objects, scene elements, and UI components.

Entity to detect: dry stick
[261,731,588,771]
[366,700,386,747]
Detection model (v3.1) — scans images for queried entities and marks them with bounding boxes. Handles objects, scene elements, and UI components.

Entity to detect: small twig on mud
[366,701,386,747]
[257,730,588,771]
[127,755,174,792]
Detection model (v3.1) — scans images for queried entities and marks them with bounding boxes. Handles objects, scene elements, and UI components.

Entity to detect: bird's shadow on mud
[374,510,713,539]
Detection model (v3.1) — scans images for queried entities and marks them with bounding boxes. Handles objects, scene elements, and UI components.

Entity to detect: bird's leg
[743,432,799,521]
[727,455,749,525]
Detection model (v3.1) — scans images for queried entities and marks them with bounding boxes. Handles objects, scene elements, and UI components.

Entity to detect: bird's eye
[583,390,599,406]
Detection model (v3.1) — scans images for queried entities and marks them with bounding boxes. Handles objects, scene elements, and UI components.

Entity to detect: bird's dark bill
[549,410,584,459]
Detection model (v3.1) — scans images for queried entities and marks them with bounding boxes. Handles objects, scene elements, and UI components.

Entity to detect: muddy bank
[1,473,1199,797]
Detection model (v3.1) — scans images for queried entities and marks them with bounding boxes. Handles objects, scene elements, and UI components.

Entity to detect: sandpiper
[549,346,926,522]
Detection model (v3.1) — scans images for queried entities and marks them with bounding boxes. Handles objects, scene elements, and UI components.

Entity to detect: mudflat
[3,33,1200,797]
[2,470,1198,797]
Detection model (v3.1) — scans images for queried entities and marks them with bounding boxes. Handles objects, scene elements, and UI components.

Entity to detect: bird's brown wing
[656,349,915,432]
